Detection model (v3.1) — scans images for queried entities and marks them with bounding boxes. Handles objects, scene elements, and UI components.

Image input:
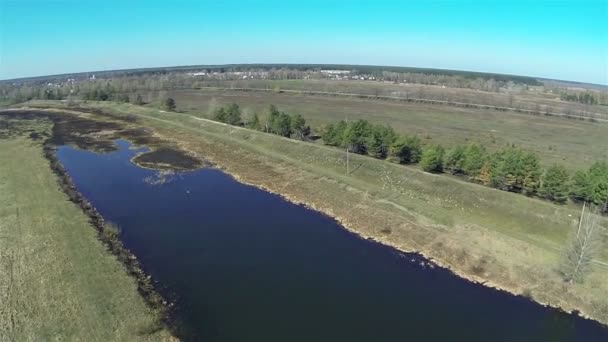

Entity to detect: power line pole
[576,201,586,238]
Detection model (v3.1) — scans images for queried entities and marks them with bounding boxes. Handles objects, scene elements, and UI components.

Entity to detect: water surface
[57,140,608,341]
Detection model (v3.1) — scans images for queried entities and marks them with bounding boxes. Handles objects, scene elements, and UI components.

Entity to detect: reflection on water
[57,140,608,342]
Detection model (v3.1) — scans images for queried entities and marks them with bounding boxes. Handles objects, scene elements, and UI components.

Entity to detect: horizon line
[1,62,606,87]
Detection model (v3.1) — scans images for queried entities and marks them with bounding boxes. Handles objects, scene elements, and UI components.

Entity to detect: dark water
[57,140,608,342]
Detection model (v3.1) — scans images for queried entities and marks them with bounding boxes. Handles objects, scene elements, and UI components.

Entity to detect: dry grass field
[164,88,608,169]
[191,79,608,117]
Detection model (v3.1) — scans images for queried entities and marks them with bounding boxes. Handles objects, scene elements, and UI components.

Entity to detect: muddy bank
[0,109,205,171]
[133,148,203,170]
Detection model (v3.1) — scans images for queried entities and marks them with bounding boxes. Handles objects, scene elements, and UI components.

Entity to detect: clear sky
[1,0,606,84]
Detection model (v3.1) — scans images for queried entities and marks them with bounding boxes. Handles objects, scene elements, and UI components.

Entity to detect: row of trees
[212,104,311,140]
[320,118,607,210]
[81,88,130,102]
[560,92,598,105]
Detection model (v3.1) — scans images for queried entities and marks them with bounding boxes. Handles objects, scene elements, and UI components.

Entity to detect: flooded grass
[0,108,205,171]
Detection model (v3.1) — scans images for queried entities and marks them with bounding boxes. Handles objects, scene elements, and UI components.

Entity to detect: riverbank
[7,102,608,326]
[0,117,176,340]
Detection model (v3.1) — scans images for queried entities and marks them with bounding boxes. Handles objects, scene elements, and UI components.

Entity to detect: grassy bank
[0,119,173,341]
[21,101,608,325]
[164,88,608,169]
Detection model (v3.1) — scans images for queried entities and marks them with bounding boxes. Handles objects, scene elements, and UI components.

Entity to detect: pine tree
[445,145,466,174]
[213,107,227,122]
[540,164,570,203]
[224,103,242,125]
[343,119,372,154]
[389,135,422,164]
[420,145,445,173]
[462,143,487,176]
[366,127,386,158]
[272,112,292,137]
[163,97,176,112]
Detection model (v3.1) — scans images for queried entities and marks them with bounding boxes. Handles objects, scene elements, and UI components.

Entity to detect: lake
[56,140,608,341]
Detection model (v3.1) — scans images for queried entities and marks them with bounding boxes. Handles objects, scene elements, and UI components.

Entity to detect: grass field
[22,100,608,325]
[191,78,608,116]
[0,119,173,341]
[164,88,608,169]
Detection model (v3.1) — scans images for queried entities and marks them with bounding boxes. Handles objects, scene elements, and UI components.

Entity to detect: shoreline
[222,166,605,325]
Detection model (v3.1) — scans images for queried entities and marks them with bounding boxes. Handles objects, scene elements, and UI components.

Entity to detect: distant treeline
[1,64,542,86]
[208,103,608,212]
[560,92,599,105]
[3,70,606,122]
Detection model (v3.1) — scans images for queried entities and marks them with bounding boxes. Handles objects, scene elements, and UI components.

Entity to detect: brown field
[164,88,608,168]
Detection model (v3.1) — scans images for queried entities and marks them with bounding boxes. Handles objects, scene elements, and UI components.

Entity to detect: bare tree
[561,203,603,283]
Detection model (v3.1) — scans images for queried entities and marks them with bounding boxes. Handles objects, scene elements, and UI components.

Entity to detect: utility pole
[576,201,586,238]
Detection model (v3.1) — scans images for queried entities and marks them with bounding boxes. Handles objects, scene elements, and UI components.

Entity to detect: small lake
[57,140,608,341]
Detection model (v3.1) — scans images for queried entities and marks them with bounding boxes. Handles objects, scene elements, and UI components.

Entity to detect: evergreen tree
[213,107,227,122]
[374,125,397,158]
[343,119,372,154]
[224,103,242,125]
[571,162,608,212]
[272,112,292,137]
[462,143,487,176]
[366,126,386,158]
[489,147,541,194]
[322,121,347,146]
[445,145,466,174]
[420,145,445,173]
[390,135,422,164]
[540,164,570,203]
[163,97,176,111]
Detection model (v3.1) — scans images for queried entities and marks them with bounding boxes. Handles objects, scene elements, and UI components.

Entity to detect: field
[163,88,608,169]
[21,100,608,325]
[189,78,608,116]
[0,118,173,341]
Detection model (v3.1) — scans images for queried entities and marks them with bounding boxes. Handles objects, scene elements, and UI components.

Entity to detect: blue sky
[1,0,606,84]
